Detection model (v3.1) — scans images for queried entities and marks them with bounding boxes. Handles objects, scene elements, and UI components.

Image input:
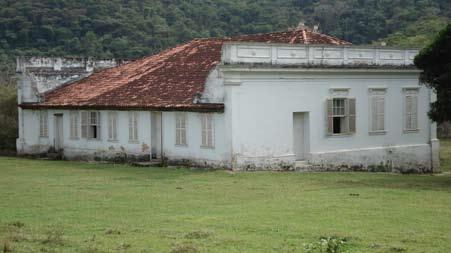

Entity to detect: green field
[1,142,451,253]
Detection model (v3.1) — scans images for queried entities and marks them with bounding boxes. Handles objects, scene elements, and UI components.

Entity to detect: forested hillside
[0,0,449,85]
[1,0,450,60]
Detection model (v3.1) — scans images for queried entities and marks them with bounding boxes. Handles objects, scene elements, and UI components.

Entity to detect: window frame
[69,111,79,140]
[200,113,214,148]
[175,112,187,146]
[403,88,420,133]
[108,111,118,142]
[39,110,48,138]
[327,97,356,136]
[369,88,387,135]
[81,111,101,140]
[128,111,139,143]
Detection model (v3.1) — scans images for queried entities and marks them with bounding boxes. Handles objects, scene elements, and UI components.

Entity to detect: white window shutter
[377,97,385,131]
[326,99,333,135]
[128,112,133,141]
[108,113,113,140]
[348,98,356,133]
[113,113,117,140]
[207,114,213,147]
[39,111,48,137]
[201,115,207,146]
[411,95,418,129]
[96,112,101,140]
[134,112,138,140]
[81,111,88,138]
[405,96,413,130]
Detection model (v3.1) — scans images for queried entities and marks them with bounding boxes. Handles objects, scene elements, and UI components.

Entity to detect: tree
[414,24,451,123]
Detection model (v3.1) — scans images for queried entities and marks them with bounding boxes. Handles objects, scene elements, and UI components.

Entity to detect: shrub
[304,236,348,253]
[42,224,64,246]
[1,240,13,253]
[0,85,17,151]
[170,242,198,253]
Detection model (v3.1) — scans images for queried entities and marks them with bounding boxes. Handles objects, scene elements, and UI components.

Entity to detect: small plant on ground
[42,224,64,246]
[304,236,348,253]
[7,221,25,229]
[170,242,198,253]
[105,228,121,235]
[1,240,13,253]
[184,230,212,239]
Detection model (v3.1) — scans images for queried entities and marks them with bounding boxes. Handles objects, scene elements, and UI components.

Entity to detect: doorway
[54,114,64,152]
[293,112,309,160]
[151,112,162,159]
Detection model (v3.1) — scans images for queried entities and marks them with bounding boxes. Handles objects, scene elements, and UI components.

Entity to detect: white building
[17,29,440,172]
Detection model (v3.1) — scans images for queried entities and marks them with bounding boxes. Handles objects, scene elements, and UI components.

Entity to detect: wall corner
[430,139,440,173]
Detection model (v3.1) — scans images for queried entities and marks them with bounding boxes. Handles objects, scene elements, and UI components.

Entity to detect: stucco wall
[18,110,231,167]
[162,112,231,168]
[224,69,435,171]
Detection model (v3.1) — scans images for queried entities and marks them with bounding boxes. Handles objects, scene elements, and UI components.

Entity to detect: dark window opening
[89,125,98,139]
[333,117,342,134]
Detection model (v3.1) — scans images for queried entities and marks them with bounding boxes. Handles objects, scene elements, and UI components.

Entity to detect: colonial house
[16,29,440,172]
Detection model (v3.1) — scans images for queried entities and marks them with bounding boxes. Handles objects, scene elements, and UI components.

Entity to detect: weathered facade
[17,29,440,172]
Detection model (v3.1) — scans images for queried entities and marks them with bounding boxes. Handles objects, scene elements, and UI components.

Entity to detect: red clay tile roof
[21,30,350,112]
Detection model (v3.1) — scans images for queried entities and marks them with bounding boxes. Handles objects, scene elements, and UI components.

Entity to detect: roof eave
[18,103,225,113]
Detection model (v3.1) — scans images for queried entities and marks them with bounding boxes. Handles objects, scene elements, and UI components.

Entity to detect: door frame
[150,112,163,159]
[293,112,310,161]
[54,113,64,152]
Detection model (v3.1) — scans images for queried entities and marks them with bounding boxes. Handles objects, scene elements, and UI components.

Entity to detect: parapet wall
[16,57,126,103]
[221,43,419,66]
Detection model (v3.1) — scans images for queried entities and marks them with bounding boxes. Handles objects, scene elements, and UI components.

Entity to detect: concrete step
[294,160,314,171]
[131,159,162,167]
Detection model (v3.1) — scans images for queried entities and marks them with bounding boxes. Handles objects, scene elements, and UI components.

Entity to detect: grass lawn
[1,156,451,253]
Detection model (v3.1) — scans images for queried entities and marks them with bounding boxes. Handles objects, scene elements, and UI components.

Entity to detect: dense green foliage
[1,156,451,252]
[0,86,17,151]
[414,24,451,123]
[0,0,450,60]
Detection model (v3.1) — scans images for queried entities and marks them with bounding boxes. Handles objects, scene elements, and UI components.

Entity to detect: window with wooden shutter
[89,112,101,139]
[404,88,419,132]
[175,112,187,146]
[70,111,79,139]
[39,110,48,137]
[201,113,214,148]
[369,89,386,133]
[326,98,356,135]
[81,111,100,140]
[108,112,118,141]
[128,112,139,142]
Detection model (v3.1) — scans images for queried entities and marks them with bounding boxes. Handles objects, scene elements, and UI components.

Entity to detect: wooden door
[54,114,64,151]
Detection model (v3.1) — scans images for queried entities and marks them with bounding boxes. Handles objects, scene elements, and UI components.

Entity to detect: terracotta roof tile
[24,30,350,111]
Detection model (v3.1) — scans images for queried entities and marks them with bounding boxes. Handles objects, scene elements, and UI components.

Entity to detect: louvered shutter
[207,114,213,147]
[96,112,101,140]
[201,115,207,146]
[176,113,181,145]
[181,115,186,145]
[326,99,333,135]
[81,111,88,138]
[376,97,385,131]
[412,96,418,129]
[133,112,138,140]
[128,112,133,141]
[405,96,412,129]
[348,98,356,133]
[108,113,113,140]
[112,113,117,140]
